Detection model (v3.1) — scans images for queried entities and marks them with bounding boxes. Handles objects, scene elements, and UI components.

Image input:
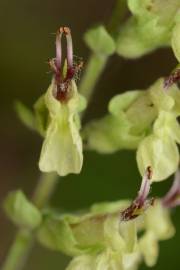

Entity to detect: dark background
[0,0,179,269]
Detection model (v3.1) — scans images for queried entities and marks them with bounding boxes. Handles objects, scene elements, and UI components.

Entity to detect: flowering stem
[2,173,58,270]
[2,1,127,270]
[79,0,127,100]
[79,53,107,100]
[32,172,58,208]
[2,230,33,270]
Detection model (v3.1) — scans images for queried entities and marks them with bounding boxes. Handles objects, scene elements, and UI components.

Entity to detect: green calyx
[4,190,42,230]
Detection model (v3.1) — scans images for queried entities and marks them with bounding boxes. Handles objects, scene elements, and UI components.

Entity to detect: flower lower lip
[162,170,180,208]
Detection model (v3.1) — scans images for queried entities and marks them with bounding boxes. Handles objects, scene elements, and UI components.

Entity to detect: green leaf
[84,25,116,56]
[14,101,35,130]
[4,190,42,230]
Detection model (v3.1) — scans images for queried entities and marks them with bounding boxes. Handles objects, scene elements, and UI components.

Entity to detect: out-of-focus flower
[116,0,180,60]
[83,78,180,181]
[37,169,152,267]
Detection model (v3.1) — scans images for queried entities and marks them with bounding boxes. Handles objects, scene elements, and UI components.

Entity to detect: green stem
[1,231,34,270]
[107,0,127,37]
[79,0,127,100]
[79,53,107,100]
[32,172,58,209]
[1,173,58,270]
[2,1,128,270]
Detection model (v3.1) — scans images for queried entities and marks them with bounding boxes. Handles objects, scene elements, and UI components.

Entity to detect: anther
[121,167,153,221]
[164,69,180,89]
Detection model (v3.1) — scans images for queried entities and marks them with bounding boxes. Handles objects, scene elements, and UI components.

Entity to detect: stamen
[164,68,180,89]
[162,170,180,208]
[138,166,152,206]
[48,26,81,102]
[55,28,62,71]
[121,166,153,221]
[63,27,73,69]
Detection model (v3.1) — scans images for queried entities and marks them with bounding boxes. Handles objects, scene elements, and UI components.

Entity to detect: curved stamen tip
[147,166,153,180]
[121,166,153,221]
[138,166,152,201]
[63,26,71,35]
[164,68,180,89]
[56,29,63,70]
[50,26,76,102]
[162,169,180,208]
[55,26,73,70]
[58,26,71,35]
[59,27,64,33]
[64,26,73,68]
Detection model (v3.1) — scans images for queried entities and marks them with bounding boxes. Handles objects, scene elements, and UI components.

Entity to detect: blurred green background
[0,0,179,269]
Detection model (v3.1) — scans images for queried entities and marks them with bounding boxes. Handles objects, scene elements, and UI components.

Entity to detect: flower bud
[4,190,42,230]
[84,25,115,56]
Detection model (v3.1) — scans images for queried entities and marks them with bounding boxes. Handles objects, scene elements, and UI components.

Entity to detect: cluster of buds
[162,170,180,208]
